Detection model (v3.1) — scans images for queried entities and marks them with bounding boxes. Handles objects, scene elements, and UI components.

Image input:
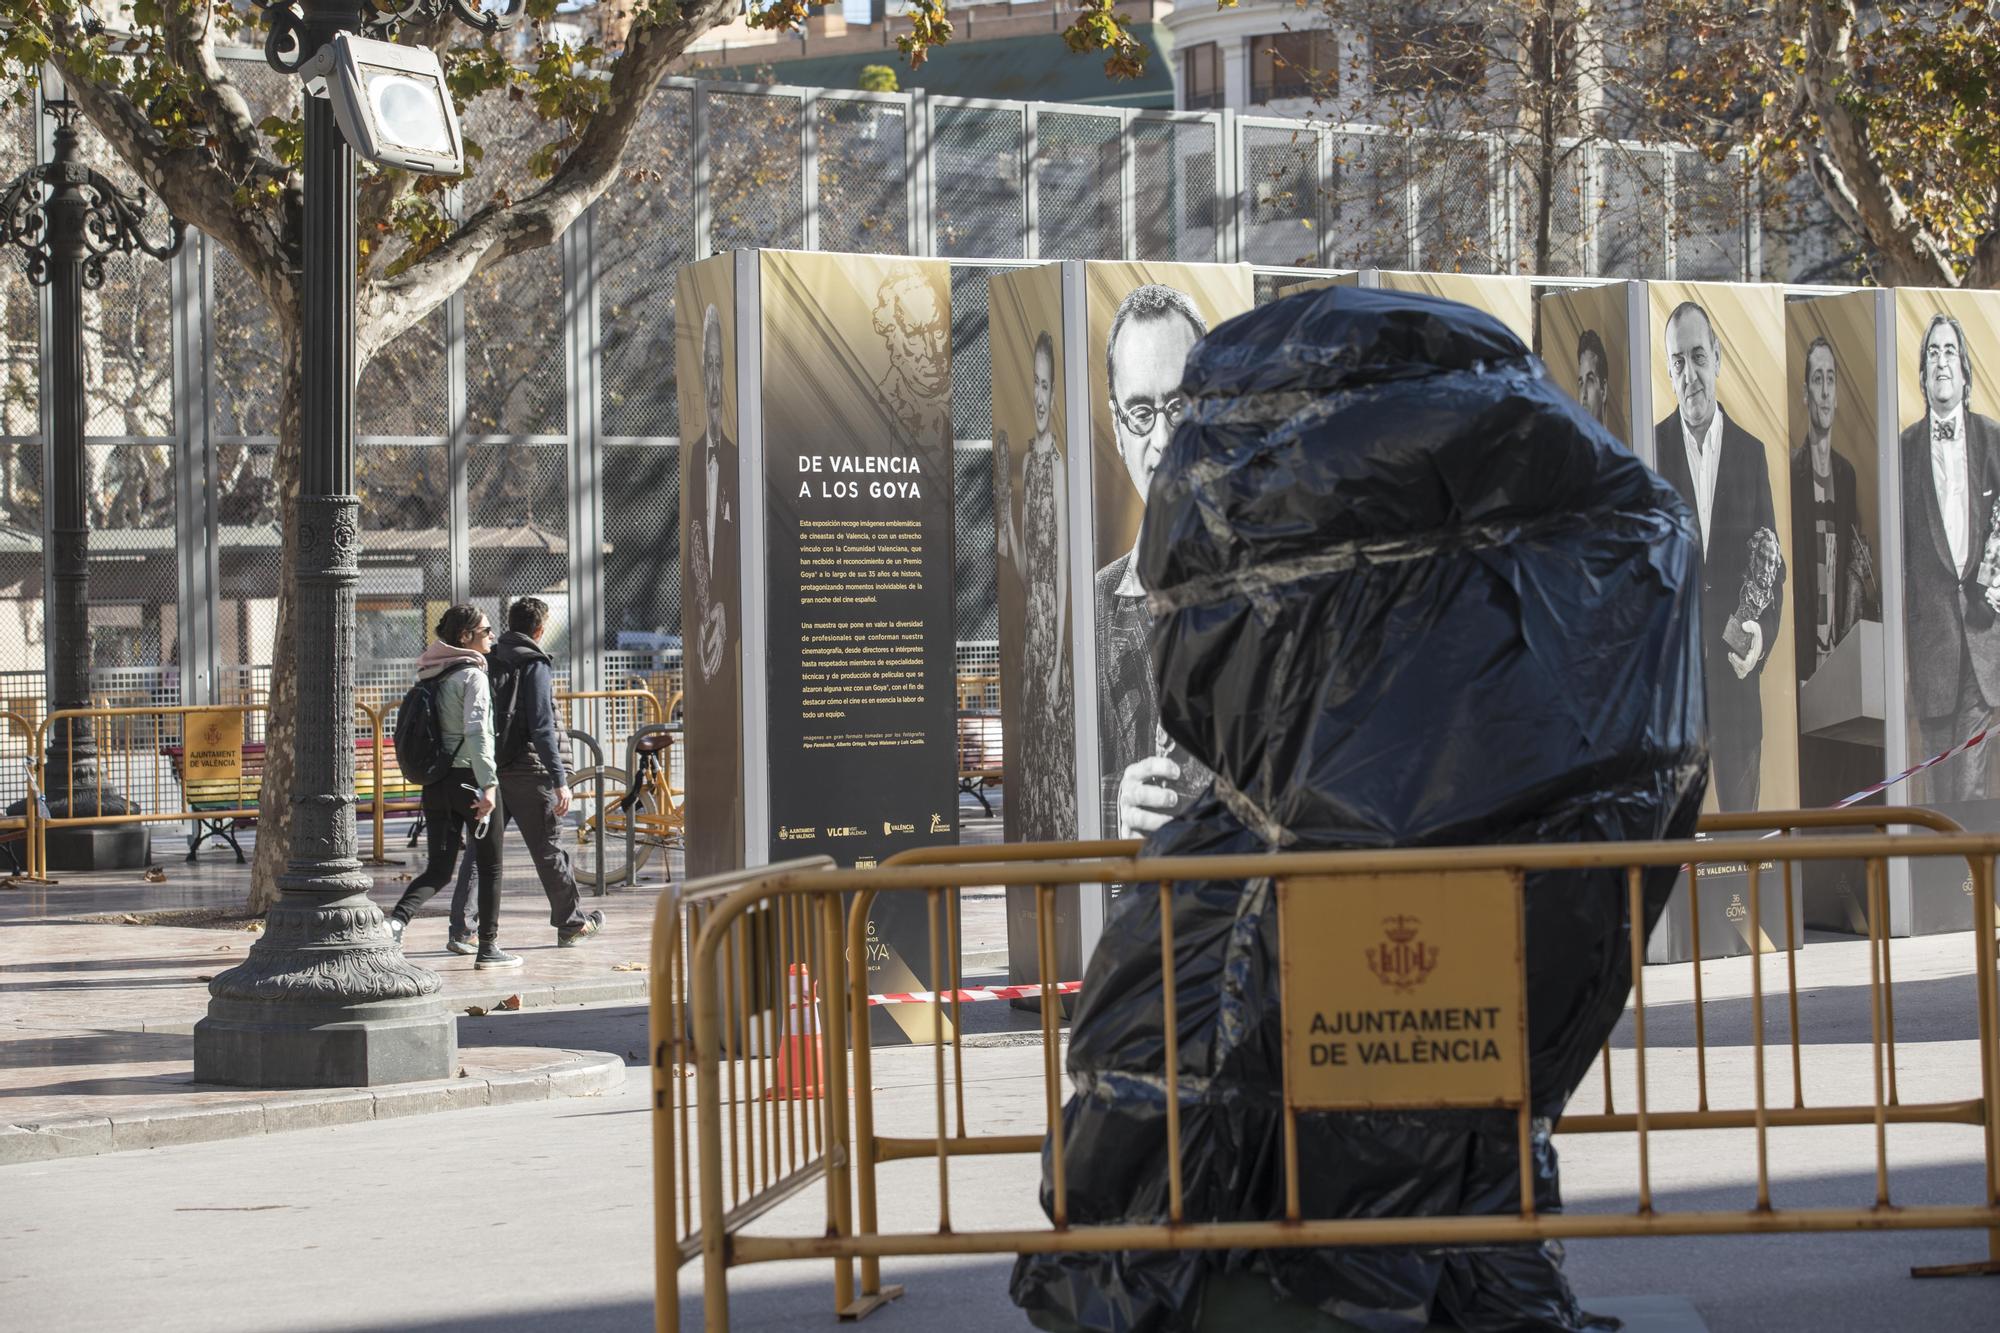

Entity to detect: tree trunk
[247,318,305,915]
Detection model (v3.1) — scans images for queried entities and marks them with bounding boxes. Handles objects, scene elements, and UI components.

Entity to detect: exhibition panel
[1890,287,2000,933]
[675,254,745,881]
[1537,281,1643,452]
[1786,291,1887,931]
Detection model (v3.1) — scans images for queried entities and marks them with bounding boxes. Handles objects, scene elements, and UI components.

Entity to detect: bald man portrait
[1654,299,1784,812]
[1096,284,1213,840]
[1900,313,2000,804]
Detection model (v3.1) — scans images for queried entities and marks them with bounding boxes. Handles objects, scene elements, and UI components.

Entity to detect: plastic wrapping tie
[1144,513,1583,617]
[1212,772,1298,848]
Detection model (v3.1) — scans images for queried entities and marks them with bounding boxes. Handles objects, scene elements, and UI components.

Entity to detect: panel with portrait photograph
[1373,272,1536,344]
[1786,292,1885,931]
[673,253,743,880]
[1537,283,1634,449]
[1647,281,1798,816]
[1893,290,2000,838]
[989,266,1075,846]
[1084,262,1254,841]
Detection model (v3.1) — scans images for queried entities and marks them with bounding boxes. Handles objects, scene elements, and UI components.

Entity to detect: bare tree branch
[160,0,283,186]
[355,0,736,360]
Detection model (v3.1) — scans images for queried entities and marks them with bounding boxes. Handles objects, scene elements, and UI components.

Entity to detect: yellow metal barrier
[658,815,2000,1330]
[650,857,841,1333]
[1,709,45,883]
[33,704,269,868]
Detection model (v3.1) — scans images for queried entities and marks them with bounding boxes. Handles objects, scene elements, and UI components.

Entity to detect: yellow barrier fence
[1,709,44,882]
[654,811,2000,1330]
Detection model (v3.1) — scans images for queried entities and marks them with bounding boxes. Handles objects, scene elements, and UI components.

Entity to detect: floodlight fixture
[300,32,463,176]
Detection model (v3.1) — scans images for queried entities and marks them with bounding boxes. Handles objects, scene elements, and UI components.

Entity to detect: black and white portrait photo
[1791,335,1879,686]
[1576,327,1611,427]
[1654,299,1785,812]
[995,330,1077,840]
[690,302,736,685]
[1095,284,1213,838]
[1900,312,2000,803]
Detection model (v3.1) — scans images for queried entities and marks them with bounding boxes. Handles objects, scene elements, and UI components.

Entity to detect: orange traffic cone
[768,962,823,1100]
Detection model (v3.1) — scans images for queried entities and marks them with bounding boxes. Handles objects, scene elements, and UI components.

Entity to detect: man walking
[1900,313,2000,804]
[483,596,607,945]
[1653,299,1784,812]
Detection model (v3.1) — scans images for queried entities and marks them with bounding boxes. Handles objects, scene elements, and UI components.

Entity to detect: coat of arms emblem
[1366,914,1438,992]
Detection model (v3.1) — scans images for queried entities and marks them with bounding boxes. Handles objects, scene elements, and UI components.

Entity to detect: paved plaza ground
[3,802,1997,1330]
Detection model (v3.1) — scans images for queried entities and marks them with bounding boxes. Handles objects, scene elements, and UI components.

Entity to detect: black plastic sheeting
[1011,286,1708,1333]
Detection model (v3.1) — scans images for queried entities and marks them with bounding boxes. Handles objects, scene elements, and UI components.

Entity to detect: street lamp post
[0,78,182,871]
[194,0,504,1087]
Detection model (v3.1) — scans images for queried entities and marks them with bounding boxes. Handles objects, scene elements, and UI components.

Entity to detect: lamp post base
[42,824,152,871]
[193,890,456,1088]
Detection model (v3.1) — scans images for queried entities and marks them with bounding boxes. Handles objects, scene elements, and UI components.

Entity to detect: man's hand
[553,785,573,819]
[472,787,497,820]
[1727,620,1764,680]
[1117,756,1183,838]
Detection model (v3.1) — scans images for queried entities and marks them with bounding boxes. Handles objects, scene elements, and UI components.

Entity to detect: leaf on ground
[143,867,167,883]
[457,1066,469,1078]
[465,1005,489,1016]
[498,994,522,1010]
[611,961,644,972]
[241,921,264,932]
[120,913,143,925]
[195,974,214,982]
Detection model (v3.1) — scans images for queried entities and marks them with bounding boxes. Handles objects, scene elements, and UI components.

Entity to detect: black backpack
[392,661,475,787]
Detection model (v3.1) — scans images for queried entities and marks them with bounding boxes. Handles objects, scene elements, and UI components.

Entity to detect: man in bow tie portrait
[1900,312,2000,804]
[1654,299,1785,812]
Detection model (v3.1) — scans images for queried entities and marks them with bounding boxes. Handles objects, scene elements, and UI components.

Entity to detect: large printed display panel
[1787,294,1886,932]
[1085,262,1255,840]
[990,266,1075,846]
[1538,283,1635,449]
[1370,271,1535,344]
[1646,282,1799,817]
[760,251,960,869]
[1894,288,2000,932]
[675,254,744,881]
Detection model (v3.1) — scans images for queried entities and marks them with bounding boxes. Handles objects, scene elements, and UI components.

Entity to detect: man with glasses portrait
[1095,284,1212,839]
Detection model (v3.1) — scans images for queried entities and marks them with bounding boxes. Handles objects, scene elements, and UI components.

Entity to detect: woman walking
[388,605,519,969]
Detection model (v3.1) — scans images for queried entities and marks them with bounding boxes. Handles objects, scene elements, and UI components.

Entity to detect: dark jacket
[1899,408,2000,717]
[488,630,566,786]
[1790,441,1865,685]
[1655,409,1784,809]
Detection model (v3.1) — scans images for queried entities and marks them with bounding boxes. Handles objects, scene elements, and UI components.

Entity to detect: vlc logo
[1366,915,1438,993]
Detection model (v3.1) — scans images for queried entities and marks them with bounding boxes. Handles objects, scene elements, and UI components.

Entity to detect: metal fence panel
[816,95,912,256]
[1034,110,1123,261]
[1131,116,1222,263]
[708,87,806,253]
[932,102,1026,259]
[1239,121,1322,267]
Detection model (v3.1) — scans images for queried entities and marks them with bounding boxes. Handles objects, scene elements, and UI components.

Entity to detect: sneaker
[446,932,478,956]
[386,916,406,947]
[557,910,607,948]
[474,942,523,970]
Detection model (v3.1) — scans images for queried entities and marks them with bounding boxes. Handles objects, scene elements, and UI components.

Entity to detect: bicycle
[563,721,684,886]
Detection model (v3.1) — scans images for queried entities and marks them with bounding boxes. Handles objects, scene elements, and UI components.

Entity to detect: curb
[0,1048,626,1168]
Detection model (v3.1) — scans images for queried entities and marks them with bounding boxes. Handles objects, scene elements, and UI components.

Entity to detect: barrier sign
[1279,870,1528,1111]
[184,710,245,785]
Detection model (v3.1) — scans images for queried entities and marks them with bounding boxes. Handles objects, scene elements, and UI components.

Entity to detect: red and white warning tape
[869,980,1081,1007]
[1826,722,1993,810]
